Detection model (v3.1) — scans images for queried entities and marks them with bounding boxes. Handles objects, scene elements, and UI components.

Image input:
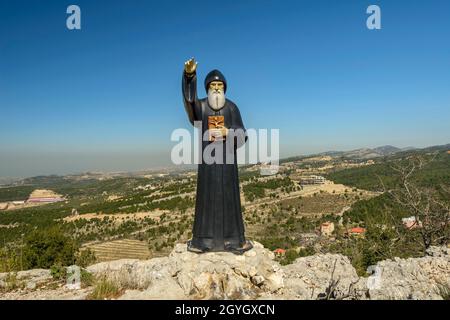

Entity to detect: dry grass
[87,277,122,300]
[0,273,25,293]
[436,283,450,300]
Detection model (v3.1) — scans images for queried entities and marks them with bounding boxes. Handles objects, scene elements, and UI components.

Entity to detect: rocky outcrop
[0,269,52,291]
[280,254,361,300]
[1,242,449,300]
[362,253,450,300]
[87,242,283,300]
[0,269,92,300]
[426,245,450,258]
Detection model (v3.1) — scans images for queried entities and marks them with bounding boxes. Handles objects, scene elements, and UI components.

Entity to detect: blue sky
[1,0,449,177]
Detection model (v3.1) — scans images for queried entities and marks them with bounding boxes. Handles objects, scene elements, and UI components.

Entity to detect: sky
[0,0,449,178]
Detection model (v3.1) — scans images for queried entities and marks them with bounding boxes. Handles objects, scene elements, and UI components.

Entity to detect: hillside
[326,149,450,191]
[372,145,402,155]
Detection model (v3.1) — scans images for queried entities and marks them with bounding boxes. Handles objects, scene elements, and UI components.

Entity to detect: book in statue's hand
[208,115,225,141]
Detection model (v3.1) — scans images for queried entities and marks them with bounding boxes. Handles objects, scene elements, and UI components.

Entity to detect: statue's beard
[207,89,226,111]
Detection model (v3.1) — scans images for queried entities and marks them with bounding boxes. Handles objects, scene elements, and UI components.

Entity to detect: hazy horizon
[1,141,448,179]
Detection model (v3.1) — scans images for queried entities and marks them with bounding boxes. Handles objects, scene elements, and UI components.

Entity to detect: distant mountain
[17,175,68,187]
[317,151,344,157]
[372,145,402,156]
[340,148,382,159]
[420,143,450,153]
[401,146,417,152]
[316,146,404,160]
[0,177,22,186]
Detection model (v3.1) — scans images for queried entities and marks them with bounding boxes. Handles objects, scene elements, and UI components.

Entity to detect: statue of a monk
[182,58,253,254]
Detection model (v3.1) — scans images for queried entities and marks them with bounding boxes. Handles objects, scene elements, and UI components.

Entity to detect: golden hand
[221,127,229,137]
[184,58,198,74]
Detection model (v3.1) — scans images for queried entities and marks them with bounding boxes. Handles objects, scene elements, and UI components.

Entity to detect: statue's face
[209,81,224,93]
[208,81,226,111]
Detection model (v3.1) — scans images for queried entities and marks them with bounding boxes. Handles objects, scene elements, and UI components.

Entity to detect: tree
[23,227,78,269]
[383,154,450,252]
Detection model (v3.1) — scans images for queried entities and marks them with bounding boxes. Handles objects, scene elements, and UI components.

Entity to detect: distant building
[135,184,156,191]
[348,227,366,237]
[27,189,65,203]
[273,248,286,256]
[299,175,326,185]
[27,197,64,203]
[402,216,422,230]
[320,222,335,237]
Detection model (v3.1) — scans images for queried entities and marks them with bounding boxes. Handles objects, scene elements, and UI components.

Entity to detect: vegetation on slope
[326,151,450,191]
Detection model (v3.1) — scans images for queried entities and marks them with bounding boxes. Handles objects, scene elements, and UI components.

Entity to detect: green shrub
[80,269,95,288]
[50,264,67,281]
[22,227,78,269]
[279,249,300,265]
[279,247,315,266]
[76,249,97,267]
[0,247,20,273]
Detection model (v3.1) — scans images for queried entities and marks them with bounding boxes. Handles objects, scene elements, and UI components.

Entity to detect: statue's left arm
[229,103,248,149]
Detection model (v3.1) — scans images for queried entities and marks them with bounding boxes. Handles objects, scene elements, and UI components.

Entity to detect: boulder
[364,253,450,300]
[0,269,52,291]
[281,254,361,299]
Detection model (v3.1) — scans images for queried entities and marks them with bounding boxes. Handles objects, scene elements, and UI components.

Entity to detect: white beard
[207,88,226,111]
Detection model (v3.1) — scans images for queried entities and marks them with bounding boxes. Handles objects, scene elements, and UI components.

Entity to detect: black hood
[204,69,227,93]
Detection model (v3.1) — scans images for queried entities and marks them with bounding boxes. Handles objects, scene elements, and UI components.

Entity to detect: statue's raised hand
[184,58,197,74]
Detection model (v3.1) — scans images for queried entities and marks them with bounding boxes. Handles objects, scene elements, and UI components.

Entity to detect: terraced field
[82,239,151,262]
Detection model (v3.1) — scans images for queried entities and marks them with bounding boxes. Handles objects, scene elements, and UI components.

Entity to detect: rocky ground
[1,243,449,300]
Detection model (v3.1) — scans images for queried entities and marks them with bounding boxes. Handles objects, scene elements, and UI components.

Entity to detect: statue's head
[205,69,227,111]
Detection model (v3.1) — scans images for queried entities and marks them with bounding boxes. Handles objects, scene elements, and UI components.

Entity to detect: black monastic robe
[182,72,248,251]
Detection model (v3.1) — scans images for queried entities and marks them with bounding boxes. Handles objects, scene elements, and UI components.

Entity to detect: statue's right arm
[182,59,200,125]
